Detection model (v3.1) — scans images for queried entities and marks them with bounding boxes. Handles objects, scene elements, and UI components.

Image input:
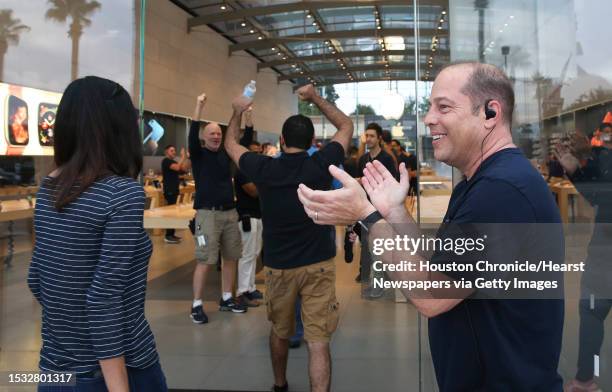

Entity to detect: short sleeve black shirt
[428,148,564,392]
[234,170,261,219]
[238,141,345,269]
[358,149,398,179]
[188,121,235,209]
[161,158,180,195]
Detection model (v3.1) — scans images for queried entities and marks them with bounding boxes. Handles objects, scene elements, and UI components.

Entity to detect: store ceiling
[172,0,450,87]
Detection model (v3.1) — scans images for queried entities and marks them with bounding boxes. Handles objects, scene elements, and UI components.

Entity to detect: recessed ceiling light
[312,22,317,26]
[510,15,514,19]
[317,29,322,32]
[258,36,263,40]
[250,29,255,33]
[377,26,381,30]
[220,5,226,10]
[306,13,312,18]
[438,26,442,30]
[332,50,336,54]
[272,47,277,51]
[300,71,304,74]
[292,64,296,67]
[283,56,287,60]
[504,23,508,27]
[440,18,444,23]
[442,10,447,15]
[241,22,246,27]
[277,52,282,56]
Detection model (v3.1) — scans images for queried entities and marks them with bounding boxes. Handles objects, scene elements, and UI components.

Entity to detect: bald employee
[188,93,254,324]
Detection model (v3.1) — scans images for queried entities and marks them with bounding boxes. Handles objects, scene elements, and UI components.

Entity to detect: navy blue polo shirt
[429,148,564,391]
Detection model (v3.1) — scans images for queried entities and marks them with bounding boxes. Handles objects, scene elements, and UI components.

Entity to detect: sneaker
[245,289,264,300]
[190,305,208,324]
[164,236,180,244]
[219,297,247,313]
[563,379,601,392]
[271,383,288,392]
[238,294,260,308]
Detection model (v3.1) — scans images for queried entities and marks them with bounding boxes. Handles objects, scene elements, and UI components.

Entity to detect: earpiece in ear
[484,99,496,120]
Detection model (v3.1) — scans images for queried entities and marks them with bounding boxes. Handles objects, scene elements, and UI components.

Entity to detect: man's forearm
[367,217,469,316]
[312,96,352,135]
[193,102,204,121]
[227,110,242,144]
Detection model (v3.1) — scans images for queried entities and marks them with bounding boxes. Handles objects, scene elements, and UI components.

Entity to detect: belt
[202,204,235,211]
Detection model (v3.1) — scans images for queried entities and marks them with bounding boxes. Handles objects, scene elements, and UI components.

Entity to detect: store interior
[0,0,611,390]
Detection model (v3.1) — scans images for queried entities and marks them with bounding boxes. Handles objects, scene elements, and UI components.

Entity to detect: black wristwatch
[358,210,384,232]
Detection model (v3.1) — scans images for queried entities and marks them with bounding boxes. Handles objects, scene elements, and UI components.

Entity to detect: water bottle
[243,80,256,98]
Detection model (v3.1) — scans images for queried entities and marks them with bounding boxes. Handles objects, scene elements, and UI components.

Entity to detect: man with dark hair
[188,93,253,324]
[298,62,565,391]
[390,139,418,196]
[356,123,398,291]
[225,84,353,392]
[161,144,189,243]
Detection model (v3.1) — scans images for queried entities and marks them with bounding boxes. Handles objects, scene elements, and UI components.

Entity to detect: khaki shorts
[194,209,242,264]
[264,259,339,342]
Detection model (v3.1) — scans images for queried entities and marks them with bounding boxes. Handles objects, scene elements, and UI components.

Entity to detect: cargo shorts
[194,209,242,264]
[264,258,339,342]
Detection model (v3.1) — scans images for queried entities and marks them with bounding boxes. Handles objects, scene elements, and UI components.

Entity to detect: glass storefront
[1,0,611,390]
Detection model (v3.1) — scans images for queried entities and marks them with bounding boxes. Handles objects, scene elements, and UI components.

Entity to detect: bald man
[188,93,253,323]
[297,63,564,390]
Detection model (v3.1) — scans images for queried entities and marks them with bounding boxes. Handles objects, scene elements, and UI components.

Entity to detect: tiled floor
[1,225,611,391]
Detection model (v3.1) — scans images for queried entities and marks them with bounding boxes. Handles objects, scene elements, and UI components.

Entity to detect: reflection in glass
[0,9,29,82]
[45,0,102,81]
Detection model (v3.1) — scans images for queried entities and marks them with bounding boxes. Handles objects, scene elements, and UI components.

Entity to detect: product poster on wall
[0,82,62,156]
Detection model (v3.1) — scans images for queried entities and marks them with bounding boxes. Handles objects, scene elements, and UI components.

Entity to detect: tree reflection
[45,0,101,81]
[0,9,30,82]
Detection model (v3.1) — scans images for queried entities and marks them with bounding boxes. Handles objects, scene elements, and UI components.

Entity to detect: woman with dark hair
[28,76,167,391]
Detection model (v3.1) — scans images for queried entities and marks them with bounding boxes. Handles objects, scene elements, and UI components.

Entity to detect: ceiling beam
[187,0,440,28]
[229,28,445,53]
[291,75,439,91]
[279,64,417,81]
[257,49,450,69]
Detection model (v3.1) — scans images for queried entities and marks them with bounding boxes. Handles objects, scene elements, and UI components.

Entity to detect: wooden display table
[143,203,195,229]
[549,181,579,223]
[144,183,195,209]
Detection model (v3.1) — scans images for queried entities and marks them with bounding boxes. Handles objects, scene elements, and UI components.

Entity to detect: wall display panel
[143,111,188,157]
[0,82,61,156]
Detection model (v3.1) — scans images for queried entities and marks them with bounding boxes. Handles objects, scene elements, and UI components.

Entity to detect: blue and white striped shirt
[28,176,159,373]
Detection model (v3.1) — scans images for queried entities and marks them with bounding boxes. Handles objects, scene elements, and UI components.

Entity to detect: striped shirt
[28,176,159,374]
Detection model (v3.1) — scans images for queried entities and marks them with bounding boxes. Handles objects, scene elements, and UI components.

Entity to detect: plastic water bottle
[243,80,256,98]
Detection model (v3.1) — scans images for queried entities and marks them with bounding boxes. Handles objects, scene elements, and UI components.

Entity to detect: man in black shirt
[225,84,353,392]
[391,139,418,196]
[234,127,265,307]
[356,123,398,294]
[161,144,188,243]
[298,63,565,391]
[188,93,252,324]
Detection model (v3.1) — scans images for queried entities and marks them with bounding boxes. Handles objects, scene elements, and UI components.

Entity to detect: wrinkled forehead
[431,65,472,101]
